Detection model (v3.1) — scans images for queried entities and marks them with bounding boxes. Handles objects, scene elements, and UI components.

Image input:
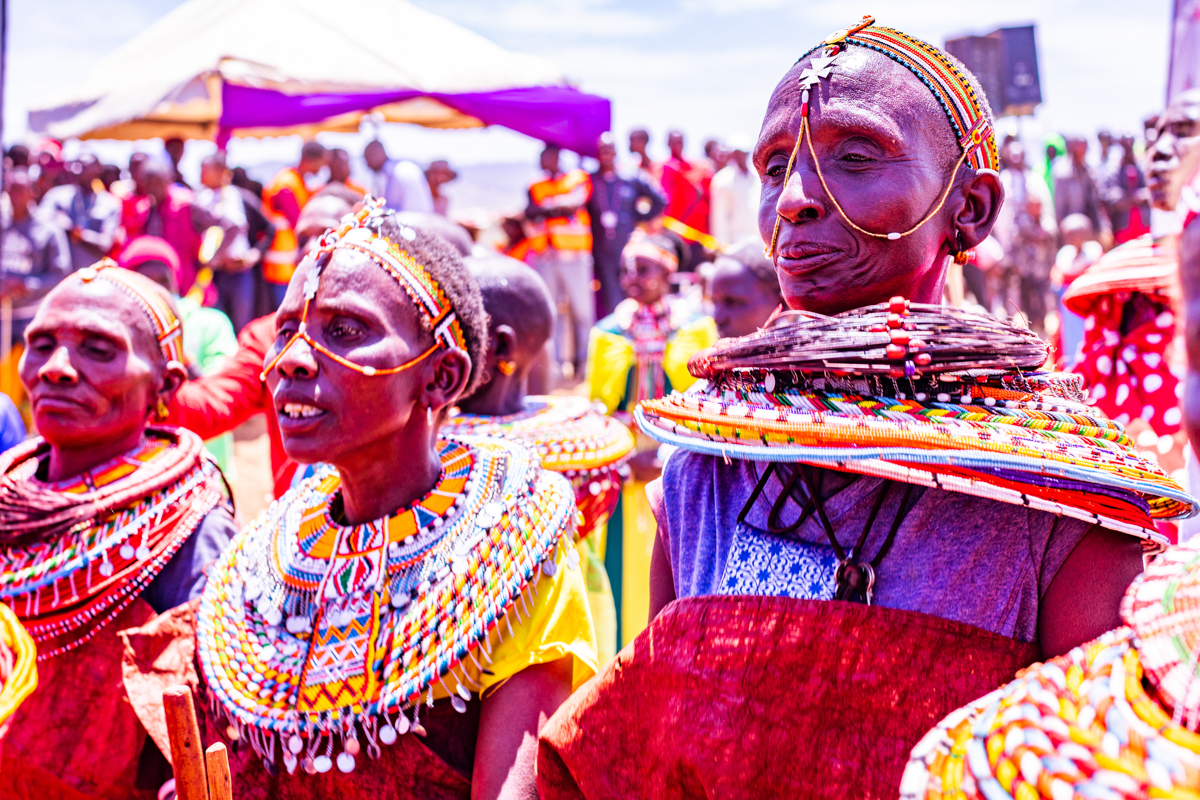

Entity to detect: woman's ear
[420,348,472,413]
[493,324,517,361]
[157,360,189,407]
[952,168,1005,250]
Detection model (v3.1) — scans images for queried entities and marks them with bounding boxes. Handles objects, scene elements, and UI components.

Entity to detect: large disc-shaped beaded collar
[197,436,577,774]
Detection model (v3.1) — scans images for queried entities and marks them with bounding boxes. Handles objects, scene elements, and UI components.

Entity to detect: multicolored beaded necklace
[198,437,577,777]
[611,298,682,406]
[0,430,225,659]
[636,299,1194,544]
[446,396,634,540]
[902,533,1200,799]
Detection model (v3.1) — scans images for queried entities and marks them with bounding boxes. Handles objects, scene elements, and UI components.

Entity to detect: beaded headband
[799,20,998,173]
[622,238,679,273]
[75,259,184,364]
[261,197,467,381]
[768,16,997,257]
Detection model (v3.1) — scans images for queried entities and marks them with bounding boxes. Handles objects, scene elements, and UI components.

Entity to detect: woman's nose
[776,160,826,224]
[272,332,320,381]
[39,345,78,385]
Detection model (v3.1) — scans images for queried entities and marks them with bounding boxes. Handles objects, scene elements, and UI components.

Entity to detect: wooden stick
[162,685,209,800]
[205,743,233,800]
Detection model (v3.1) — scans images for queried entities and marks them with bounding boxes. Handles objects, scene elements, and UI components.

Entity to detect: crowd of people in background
[2,20,1200,795]
[0,122,1164,403]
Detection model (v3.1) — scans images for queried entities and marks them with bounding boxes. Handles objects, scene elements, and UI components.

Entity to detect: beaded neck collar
[636,300,1194,544]
[198,436,577,776]
[0,428,224,658]
[445,396,634,540]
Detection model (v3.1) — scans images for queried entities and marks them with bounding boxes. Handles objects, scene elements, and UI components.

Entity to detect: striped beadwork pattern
[901,627,1200,799]
[799,24,999,172]
[197,436,577,770]
[446,396,634,539]
[318,199,466,351]
[0,437,223,659]
[637,374,1192,542]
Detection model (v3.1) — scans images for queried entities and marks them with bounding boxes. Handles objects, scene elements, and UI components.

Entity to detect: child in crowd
[586,233,716,645]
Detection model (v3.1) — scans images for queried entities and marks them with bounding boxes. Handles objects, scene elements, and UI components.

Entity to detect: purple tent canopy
[219,83,611,156]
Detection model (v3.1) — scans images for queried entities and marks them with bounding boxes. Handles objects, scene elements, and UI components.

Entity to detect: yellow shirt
[477,539,598,696]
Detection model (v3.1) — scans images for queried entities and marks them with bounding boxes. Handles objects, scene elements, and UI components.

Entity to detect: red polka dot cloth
[1065,235,1183,436]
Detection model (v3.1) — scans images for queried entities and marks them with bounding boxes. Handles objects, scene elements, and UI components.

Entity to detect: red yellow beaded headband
[261,197,467,381]
[76,259,184,364]
[623,238,679,273]
[768,16,998,259]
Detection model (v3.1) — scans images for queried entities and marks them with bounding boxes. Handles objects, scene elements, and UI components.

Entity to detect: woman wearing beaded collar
[172,200,595,799]
[0,261,235,798]
[537,18,1178,799]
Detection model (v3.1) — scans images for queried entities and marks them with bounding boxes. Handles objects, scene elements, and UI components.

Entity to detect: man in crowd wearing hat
[587,133,666,318]
[708,134,761,247]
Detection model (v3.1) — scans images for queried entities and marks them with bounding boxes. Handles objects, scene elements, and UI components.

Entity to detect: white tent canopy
[29,0,571,141]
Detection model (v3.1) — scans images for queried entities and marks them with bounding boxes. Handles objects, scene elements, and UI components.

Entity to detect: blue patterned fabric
[718,524,837,600]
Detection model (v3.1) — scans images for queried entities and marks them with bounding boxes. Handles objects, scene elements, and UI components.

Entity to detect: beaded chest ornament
[636,298,1195,544]
[767,16,997,261]
[446,396,635,539]
[197,436,579,777]
[0,429,225,659]
[901,533,1200,799]
[260,197,467,382]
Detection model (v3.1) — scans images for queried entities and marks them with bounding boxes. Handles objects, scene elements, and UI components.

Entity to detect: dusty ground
[230,414,273,526]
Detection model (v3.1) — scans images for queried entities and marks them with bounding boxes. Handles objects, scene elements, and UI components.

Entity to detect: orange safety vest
[529,169,592,253]
[262,167,312,285]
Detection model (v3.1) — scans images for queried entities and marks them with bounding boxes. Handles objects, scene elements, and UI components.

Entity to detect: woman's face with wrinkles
[755,47,976,315]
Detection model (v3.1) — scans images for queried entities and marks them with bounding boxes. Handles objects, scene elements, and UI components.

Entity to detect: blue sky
[5,0,1177,167]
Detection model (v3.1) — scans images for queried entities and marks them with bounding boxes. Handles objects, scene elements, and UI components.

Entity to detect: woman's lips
[31,393,87,413]
[775,243,841,275]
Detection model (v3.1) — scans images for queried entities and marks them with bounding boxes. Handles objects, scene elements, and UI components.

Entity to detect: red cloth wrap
[1,599,158,800]
[537,595,1039,800]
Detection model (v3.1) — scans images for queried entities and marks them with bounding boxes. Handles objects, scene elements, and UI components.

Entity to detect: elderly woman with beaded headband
[537,18,1192,799]
[0,260,235,798]
[129,199,597,799]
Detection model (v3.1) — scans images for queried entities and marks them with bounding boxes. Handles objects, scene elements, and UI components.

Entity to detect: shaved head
[467,255,554,361]
[395,212,473,257]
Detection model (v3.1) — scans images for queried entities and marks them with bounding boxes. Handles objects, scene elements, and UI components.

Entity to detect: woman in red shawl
[0,261,234,798]
[537,17,1190,799]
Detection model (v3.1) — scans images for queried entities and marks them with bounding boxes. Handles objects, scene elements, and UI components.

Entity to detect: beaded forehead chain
[767,15,998,259]
[261,197,467,381]
[76,259,184,364]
